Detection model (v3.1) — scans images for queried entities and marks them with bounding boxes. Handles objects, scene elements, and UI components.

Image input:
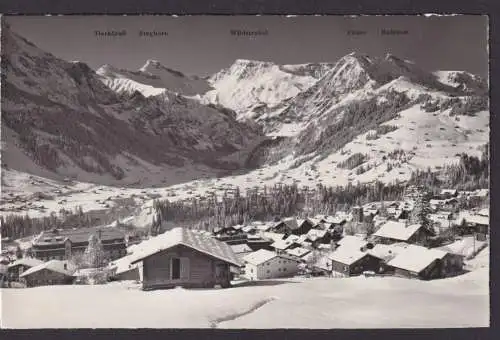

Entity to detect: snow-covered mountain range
[1,25,262,185]
[0,26,489,222]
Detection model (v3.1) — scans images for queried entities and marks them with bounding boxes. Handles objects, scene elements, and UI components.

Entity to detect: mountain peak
[96,64,119,76]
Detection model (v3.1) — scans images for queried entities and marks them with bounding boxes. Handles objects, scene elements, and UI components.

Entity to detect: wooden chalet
[387,245,464,280]
[31,227,127,262]
[7,258,44,282]
[130,227,242,290]
[328,249,383,277]
[271,218,314,236]
[373,221,433,246]
[19,260,75,287]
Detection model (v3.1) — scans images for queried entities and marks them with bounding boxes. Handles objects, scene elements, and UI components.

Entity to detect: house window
[267,270,270,274]
[283,268,287,271]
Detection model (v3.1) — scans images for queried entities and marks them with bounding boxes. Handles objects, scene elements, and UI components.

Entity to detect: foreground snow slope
[2,264,488,328]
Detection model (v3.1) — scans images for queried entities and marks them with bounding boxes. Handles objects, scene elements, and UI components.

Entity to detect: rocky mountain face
[1,26,262,184]
[203,59,335,121]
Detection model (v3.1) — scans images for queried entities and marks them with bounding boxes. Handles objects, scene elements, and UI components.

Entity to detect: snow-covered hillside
[1,264,488,328]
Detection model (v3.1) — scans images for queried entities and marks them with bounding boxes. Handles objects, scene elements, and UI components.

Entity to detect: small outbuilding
[7,258,45,282]
[19,260,75,287]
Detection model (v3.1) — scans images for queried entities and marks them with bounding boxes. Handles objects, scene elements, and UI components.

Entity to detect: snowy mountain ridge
[1,26,262,185]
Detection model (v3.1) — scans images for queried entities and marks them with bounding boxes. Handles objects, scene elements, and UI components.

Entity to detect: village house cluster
[0,187,489,289]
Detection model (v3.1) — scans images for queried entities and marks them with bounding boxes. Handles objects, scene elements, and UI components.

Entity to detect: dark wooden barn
[130,228,242,290]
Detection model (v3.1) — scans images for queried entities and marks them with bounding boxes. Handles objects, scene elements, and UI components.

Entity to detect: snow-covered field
[1,248,489,329]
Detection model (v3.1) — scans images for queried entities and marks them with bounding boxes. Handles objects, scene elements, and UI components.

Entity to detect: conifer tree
[84,233,105,268]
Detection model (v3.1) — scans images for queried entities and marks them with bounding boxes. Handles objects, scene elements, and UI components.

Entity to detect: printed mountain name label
[381,29,409,35]
[230,29,269,36]
[94,30,127,37]
[139,30,169,37]
[347,30,367,35]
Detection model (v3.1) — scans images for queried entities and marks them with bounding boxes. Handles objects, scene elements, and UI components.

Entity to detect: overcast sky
[5,15,488,78]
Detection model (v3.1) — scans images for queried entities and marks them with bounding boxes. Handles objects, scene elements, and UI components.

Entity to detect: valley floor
[1,255,489,329]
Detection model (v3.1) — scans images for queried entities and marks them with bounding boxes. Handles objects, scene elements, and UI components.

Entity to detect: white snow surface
[1,265,488,328]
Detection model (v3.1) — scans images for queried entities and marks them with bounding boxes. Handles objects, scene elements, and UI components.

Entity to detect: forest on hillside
[0,146,489,241]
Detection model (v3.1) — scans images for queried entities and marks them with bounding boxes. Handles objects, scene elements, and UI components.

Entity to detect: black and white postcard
[0,15,489,328]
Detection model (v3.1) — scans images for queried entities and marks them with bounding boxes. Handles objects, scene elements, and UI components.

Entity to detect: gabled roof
[464,215,489,226]
[8,257,44,269]
[108,255,138,275]
[306,229,328,241]
[286,247,312,258]
[34,227,125,246]
[271,239,296,251]
[230,243,253,254]
[373,221,426,241]
[129,227,242,267]
[20,260,74,278]
[261,232,286,243]
[336,235,368,250]
[387,245,449,274]
[367,244,402,261]
[329,248,371,266]
[242,249,278,266]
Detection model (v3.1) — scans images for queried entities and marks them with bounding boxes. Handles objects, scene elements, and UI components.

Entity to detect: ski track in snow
[210,297,276,328]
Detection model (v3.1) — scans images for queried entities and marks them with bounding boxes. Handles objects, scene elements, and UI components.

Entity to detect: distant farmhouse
[270,218,314,236]
[19,260,75,287]
[7,258,44,282]
[242,249,300,280]
[31,227,127,262]
[386,244,464,280]
[372,221,433,245]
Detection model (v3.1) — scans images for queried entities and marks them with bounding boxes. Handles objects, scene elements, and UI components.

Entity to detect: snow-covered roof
[473,189,489,197]
[367,244,401,261]
[387,245,449,274]
[440,189,458,195]
[328,248,370,266]
[242,249,278,266]
[230,244,253,254]
[261,232,286,243]
[307,218,323,226]
[464,215,489,226]
[20,260,74,278]
[478,208,489,217]
[8,257,44,269]
[129,227,242,267]
[255,223,273,232]
[373,221,425,241]
[286,247,312,258]
[307,229,328,240]
[285,234,300,243]
[108,255,138,275]
[271,238,296,250]
[242,225,256,233]
[336,235,368,250]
